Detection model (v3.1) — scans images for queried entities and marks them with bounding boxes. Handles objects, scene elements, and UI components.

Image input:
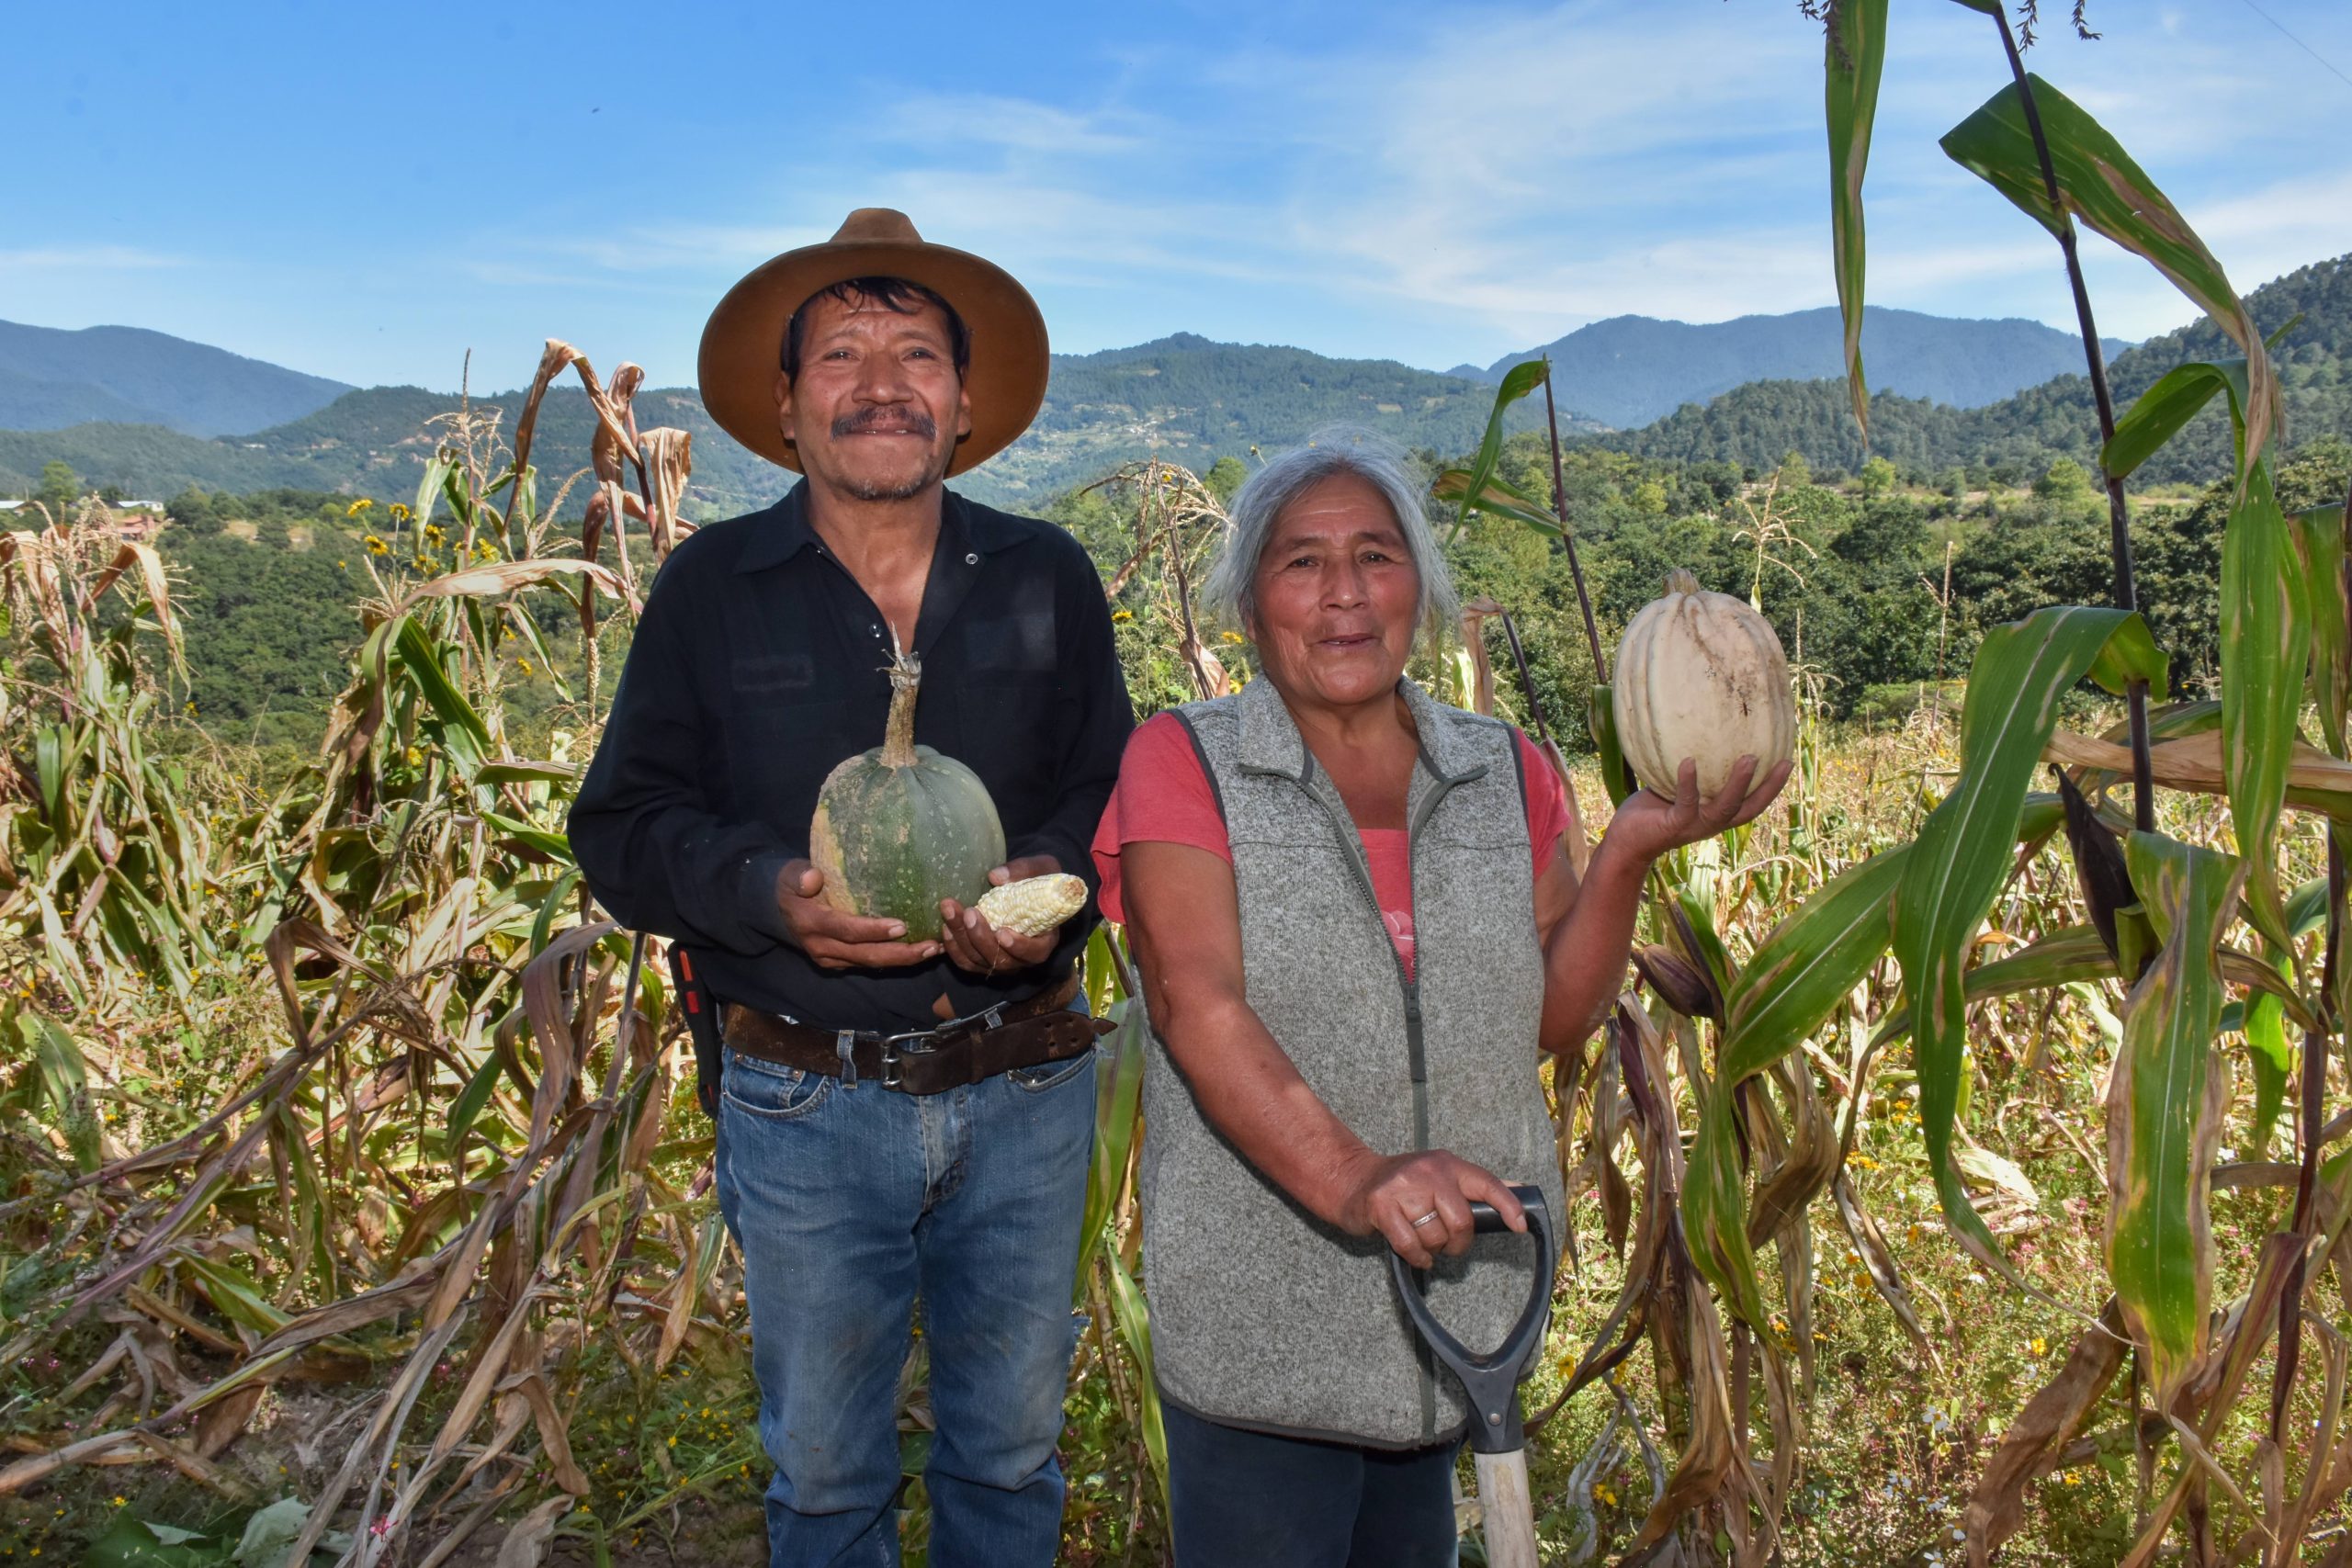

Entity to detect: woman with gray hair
[1088,432,1787,1564]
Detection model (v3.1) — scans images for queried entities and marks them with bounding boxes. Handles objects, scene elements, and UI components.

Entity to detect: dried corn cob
[974,873,1088,936]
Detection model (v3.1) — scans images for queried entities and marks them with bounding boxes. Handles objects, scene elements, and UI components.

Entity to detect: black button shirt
[568,480,1134,1031]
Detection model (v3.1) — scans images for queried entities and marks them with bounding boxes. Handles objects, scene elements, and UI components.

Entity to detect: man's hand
[938,855,1066,976]
[1331,1147,1527,1271]
[772,860,942,970]
[1601,754,1792,867]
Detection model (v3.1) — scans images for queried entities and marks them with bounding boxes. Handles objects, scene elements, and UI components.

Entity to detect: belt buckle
[877,1026,942,1090]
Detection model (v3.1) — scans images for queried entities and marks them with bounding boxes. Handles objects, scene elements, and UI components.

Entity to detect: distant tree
[1858,456,1898,497]
[2033,457,2094,503]
[1204,456,1248,506]
[167,488,226,536]
[1776,450,1812,491]
[36,461,79,518]
[98,483,127,506]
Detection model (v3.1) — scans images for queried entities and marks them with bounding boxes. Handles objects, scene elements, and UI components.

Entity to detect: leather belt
[721,971,1112,1095]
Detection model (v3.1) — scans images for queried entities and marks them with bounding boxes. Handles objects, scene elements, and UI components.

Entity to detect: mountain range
[7,256,2346,514]
[1453,306,2132,427]
[0,321,353,439]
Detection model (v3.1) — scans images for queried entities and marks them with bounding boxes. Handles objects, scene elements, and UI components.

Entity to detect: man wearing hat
[571,210,1132,1566]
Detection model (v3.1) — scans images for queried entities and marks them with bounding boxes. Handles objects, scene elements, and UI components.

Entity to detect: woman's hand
[1333,1148,1526,1270]
[1601,754,1792,867]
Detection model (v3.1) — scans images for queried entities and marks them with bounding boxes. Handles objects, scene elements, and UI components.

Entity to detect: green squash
[808,649,1005,942]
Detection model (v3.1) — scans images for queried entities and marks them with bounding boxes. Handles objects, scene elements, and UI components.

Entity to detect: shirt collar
[734,480,1025,575]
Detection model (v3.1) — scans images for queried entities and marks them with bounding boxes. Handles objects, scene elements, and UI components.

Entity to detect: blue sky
[9,0,2350,394]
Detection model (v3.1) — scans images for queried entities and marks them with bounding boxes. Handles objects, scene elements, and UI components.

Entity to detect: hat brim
[697,238,1047,478]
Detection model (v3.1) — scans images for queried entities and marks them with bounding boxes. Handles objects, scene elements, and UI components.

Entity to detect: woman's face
[1247,473,1422,714]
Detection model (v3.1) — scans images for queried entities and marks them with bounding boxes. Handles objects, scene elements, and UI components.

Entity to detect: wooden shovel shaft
[1475,1448,1540,1568]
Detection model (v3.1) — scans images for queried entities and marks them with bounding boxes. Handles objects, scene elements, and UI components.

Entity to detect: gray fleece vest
[1139,675,1563,1449]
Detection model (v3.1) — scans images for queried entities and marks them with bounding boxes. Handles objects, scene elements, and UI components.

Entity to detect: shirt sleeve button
[965,552,979,566]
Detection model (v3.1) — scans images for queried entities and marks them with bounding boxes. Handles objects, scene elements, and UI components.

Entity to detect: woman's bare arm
[1535,754,1793,1055]
[1123,839,1523,1266]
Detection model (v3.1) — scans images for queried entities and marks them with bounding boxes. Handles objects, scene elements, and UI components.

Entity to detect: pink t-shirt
[1090,711,1570,979]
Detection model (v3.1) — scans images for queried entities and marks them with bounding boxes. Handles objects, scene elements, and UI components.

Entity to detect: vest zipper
[1296,747,1468,1445]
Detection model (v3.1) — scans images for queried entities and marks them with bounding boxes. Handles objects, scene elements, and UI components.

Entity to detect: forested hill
[1614,254,2352,480]
[1465,305,2131,426]
[0,320,350,437]
[4,252,2344,509]
[0,340,1548,518]
[980,333,1587,503]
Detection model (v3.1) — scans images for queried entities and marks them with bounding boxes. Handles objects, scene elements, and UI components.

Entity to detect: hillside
[0,320,350,437]
[4,254,2343,511]
[0,340,1566,518]
[1466,305,2131,425]
[1609,254,2352,479]
[978,333,1582,503]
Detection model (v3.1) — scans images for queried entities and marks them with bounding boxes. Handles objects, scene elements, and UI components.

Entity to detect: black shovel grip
[1388,1182,1555,1455]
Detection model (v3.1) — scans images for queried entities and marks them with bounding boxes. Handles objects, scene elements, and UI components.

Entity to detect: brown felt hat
[697,209,1048,477]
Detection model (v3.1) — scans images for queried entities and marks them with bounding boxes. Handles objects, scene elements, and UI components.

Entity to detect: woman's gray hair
[1198,428,1459,645]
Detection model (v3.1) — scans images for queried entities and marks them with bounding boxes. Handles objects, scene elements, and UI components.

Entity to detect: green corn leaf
[2108,830,2241,1407]
[2241,992,2290,1155]
[2102,322,2293,482]
[1104,1246,1170,1513]
[1430,466,1563,536]
[1892,604,2166,1275]
[2220,458,2304,951]
[1721,844,1906,1086]
[393,617,491,779]
[447,1052,503,1160]
[1824,0,1887,435]
[482,811,572,863]
[1682,1066,1770,1330]
[2103,362,2238,482]
[1588,683,1634,807]
[1445,359,1549,543]
[18,1010,100,1172]
[1075,998,1146,1301]
[1939,74,2278,473]
[2291,502,2350,760]
[1867,924,2118,1055]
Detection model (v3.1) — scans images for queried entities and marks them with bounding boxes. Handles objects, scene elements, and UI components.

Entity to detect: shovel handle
[1474,1449,1541,1568]
[1386,1182,1554,1456]
[1464,1200,1517,1234]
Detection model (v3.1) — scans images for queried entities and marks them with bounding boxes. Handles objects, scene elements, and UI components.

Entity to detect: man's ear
[955,379,973,441]
[774,369,797,445]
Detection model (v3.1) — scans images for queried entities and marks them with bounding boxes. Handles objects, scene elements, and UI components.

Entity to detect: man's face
[775,290,972,503]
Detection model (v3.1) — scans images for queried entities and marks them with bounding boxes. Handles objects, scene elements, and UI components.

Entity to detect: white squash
[1612,570,1795,800]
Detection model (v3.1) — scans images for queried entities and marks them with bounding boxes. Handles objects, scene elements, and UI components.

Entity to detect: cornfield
[2,5,2350,1565]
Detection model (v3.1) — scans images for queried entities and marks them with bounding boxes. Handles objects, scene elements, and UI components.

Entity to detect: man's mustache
[832,406,938,439]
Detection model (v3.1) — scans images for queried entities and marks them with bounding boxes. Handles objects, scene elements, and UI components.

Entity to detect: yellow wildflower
[424,523,446,545]
[518,660,533,674]
[390,502,411,521]
[346,498,374,516]
[365,535,389,555]
[2030,1337,2046,1357]
[1221,630,1244,643]
[404,745,424,767]
[1111,609,1133,624]
[475,538,500,562]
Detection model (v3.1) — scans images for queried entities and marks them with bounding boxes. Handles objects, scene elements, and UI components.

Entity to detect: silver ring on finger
[1410,1211,1441,1229]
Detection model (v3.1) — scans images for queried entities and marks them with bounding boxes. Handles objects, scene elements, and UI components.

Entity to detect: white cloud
[451,0,2352,373]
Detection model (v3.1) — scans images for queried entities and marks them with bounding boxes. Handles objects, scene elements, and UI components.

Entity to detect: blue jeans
[713,1042,1098,1568]
[1162,1397,1462,1567]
